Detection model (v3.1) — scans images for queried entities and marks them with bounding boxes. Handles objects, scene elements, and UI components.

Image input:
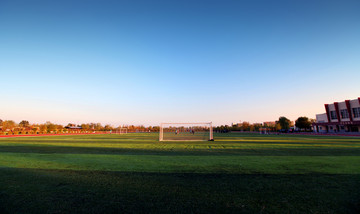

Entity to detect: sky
[0,0,360,126]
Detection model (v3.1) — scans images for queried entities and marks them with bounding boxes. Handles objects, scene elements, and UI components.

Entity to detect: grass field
[0,133,359,213]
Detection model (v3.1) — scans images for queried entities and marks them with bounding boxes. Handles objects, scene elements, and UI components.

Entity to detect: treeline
[215,122,267,133]
[215,116,315,133]
[0,119,160,135]
[77,123,160,133]
[0,116,315,135]
[0,120,66,135]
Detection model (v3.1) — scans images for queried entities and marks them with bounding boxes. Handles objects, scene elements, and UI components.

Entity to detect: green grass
[0,133,359,213]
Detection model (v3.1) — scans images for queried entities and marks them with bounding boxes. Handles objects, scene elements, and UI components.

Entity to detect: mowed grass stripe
[1,142,359,150]
[1,152,359,174]
[1,137,359,150]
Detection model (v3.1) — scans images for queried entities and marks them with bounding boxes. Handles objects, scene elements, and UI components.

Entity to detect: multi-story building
[313,98,360,133]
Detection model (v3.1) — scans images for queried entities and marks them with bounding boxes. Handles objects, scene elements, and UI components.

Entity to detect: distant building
[65,123,82,130]
[263,121,276,127]
[313,98,360,133]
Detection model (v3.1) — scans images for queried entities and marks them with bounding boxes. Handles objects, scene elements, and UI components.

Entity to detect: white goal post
[159,122,214,141]
[113,128,128,134]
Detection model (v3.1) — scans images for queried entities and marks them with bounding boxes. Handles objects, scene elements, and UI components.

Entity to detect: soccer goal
[159,122,213,141]
[113,128,128,134]
[259,128,269,134]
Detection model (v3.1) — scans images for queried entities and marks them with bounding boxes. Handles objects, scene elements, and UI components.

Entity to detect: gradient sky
[1,0,359,126]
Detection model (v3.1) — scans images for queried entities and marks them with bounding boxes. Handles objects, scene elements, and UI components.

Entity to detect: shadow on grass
[0,167,359,213]
[1,145,360,156]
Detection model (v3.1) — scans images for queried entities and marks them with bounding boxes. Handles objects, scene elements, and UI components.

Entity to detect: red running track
[0,132,111,138]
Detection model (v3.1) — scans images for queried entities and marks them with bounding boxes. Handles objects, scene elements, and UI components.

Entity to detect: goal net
[113,128,128,134]
[159,122,213,141]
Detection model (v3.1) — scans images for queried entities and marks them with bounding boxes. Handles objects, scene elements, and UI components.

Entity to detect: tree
[295,117,312,131]
[275,123,282,131]
[81,124,90,131]
[253,123,262,132]
[19,120,30,127]
[152,126,160,132]
[104,124,113,131]
[90,123,103,131]
[0,119,3,126]
[56,124,64,130]
[2,120,17,131]
[276,116,290,130]
[39,124,47,133]
[46,121,57,133]
[249,124,255,132]
[32,127,39,133]
[264,122,276,132]
[241,122,250,131]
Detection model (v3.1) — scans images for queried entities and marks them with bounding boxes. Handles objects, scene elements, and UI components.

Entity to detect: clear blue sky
[1,0,359,126]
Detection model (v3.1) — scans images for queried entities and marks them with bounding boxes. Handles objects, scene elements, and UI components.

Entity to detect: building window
[340,109,349,119]
[353,107,360,118]
[330,111,337,120]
